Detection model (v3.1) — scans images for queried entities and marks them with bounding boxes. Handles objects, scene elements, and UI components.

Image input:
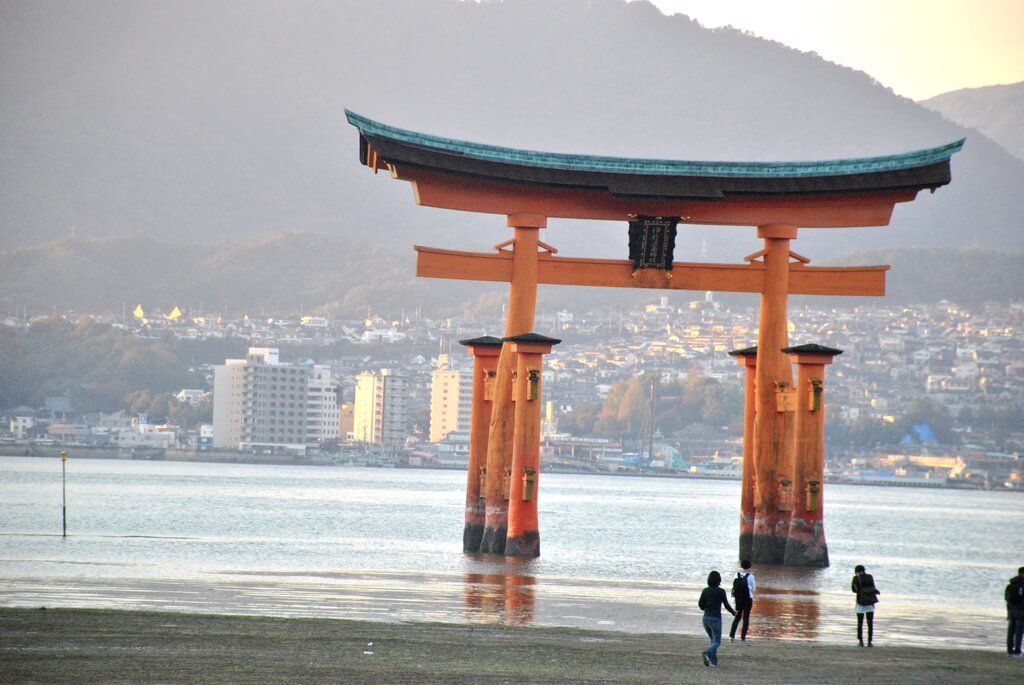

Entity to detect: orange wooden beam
[414,246,889,297]
[400,167,917,228]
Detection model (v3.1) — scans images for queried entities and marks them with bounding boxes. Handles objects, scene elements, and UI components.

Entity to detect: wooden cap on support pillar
[729,345,758,367]
[504,332,562,354]
[782,343,843,364]
[460,335,505,351]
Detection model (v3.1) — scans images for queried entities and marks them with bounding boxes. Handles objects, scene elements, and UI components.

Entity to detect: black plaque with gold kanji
[628,215,679,271]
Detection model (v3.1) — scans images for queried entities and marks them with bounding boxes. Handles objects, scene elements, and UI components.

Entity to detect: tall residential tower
[428,354,471,442]
[353,369,408,452]
[213,347,309,451]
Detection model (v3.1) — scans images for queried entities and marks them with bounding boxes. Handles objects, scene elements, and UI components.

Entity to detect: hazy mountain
[1,233,1019,316]
[922,81,1024,161]
[2,0,1022,280]
[0,233,475,317]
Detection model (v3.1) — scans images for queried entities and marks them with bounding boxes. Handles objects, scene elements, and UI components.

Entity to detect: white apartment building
[109,419,176,449]
[213,347,309,452]
[9,416,36,439]
[353,369,408,452]
[428,354,471,443]
[175,388,207,406]
[306,364,340,444]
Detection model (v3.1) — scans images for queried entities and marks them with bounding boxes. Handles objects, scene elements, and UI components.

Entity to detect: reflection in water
[752,591,821,640]
[463,564,536,626]
[746,567,822,640]
[461,562,821,638]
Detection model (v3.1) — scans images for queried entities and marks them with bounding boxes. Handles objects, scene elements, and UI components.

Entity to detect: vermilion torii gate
[346,110,962,565]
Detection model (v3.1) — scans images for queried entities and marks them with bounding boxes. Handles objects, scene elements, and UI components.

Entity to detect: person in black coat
[698,570,736,668]
[851,564,880,647]
[1006,566,1024,657]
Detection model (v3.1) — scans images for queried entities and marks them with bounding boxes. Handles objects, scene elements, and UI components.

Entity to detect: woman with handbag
[851,564,880,647]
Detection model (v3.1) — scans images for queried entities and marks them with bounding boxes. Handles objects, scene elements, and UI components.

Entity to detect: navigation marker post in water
[60,450,68,538]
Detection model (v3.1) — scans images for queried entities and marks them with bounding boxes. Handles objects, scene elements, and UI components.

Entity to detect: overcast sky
[647,0,1024,100]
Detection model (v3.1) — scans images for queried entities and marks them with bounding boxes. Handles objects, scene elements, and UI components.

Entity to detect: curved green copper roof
[346,110,964,179]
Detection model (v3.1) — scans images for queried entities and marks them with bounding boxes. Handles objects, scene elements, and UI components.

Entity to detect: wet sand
[0,569,1000,649]
[1,607,1018,684]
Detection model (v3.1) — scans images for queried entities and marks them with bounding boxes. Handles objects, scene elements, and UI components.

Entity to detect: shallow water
[0,457,1019,649]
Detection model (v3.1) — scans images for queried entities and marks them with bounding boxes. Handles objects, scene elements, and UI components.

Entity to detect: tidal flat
[1,607,1018,684]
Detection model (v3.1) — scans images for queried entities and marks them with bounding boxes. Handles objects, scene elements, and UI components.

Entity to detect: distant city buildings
[174,388,207,406]
[353,369,408,452]
[213,347,309,452]
[428,354,471,443]
[110,416,176,449]
[9,416,35,439]
[306,364,339,445]
[339,402,354,441]
[2,297,1023,490]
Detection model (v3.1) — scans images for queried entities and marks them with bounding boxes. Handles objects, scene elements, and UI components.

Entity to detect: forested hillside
[1,235,1019,317]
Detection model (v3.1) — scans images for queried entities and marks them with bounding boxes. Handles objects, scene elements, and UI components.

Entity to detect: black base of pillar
[479,526,507,555]
[782,537,829,567]
[784,519,829,567]
[738,532,753,562]
[750,533,787,565]
[738,511,754,561]
[463,523,484,553]
[504,531,540,558]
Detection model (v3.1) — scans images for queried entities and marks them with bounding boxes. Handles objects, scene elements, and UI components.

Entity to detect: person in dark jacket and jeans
[851,564,880,647]
[1006,566,1024,657]
[698,570,736,668]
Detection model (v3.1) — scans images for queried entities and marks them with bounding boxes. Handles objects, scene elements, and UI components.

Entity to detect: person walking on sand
[1006,566,1024,657]
[852,564,880,647]
[699,570,736,668]
[729,559,756,642]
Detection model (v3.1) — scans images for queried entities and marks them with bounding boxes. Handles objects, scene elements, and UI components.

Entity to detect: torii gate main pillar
[751,224,797,564]
[479,214,545,555]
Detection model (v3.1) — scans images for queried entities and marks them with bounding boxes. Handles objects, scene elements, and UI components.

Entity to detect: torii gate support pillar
[460,336,503,552]
[783,344,842,567]
[729,346,758,562]
[505,333,560,558]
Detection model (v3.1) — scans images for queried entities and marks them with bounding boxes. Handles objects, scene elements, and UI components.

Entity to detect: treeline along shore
[0,608,1017,684]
